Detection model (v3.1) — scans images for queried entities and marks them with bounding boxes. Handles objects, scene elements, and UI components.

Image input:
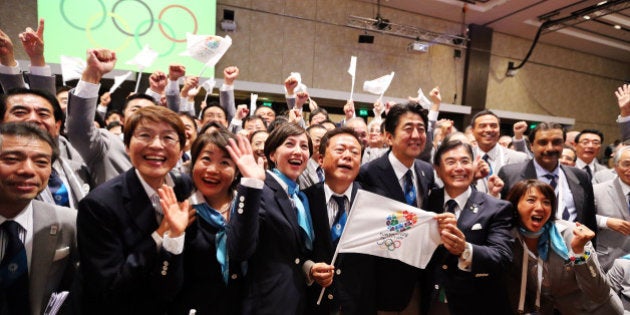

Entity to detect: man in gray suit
[298,125,327,189]
[0,122,77,315]
[607,258,630,312]
[593,145,630,271]
[470,110,529,193]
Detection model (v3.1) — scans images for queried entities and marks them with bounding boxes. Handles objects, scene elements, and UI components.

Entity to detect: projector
[407,41,429,53]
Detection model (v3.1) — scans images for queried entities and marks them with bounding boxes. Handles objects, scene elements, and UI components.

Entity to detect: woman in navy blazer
[230,123,333,314]
[164,129,265,314]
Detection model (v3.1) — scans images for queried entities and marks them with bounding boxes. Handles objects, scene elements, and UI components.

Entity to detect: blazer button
[327,294,334,300]
[163,261,169,267]
[335,269,341,275]
[239,202,244,208]
[231,274,238,280]
[161,270,167,276]
[442,265,448,270]
[238,208,244,214]
[239,196,245,202]
[162,265,168,271]
[294,258,300,264]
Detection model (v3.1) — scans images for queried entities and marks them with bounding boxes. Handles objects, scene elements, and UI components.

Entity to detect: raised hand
[284,75,298,95]
[181,76,200,98]
[158,185,194,238]
[513,121,527,140]
[83,48,117,84]
[487,175,504,198]
[570,222,595,254]
[343,100,355,120]
[18,18,45,66]
[235,104,250,120]
[168,64,186,81]
[149,71,167,94]
[100,92,111,107]
[616,84,630,117]
[225,134,266,181]
[295,91,309,109]
[0,28,16,66]
[223,66,239,85]
[429,86,441,105]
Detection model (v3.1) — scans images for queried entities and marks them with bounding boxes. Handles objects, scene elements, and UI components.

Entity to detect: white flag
[363,72,395,95]
[59,55,86,84]
[416,87,432,109]
[180,34,232,67]
[109,71,132,94]
[250,93,258,115]
[348,56,357,76]
[126,45,158,70]
[336,189,441,269]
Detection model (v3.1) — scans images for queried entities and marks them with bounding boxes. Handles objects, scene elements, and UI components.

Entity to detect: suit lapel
[266,175,302,246]
[311,184,335,256]
[523,161,537,181]
[376,157,406,203]
[562,166,585,218]
[458,191,484,232]
[122,169,159,235]
[29,201,59,311]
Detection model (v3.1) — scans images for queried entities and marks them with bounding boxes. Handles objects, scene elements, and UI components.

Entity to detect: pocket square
[471,223,483,230]
[53,247,70,261]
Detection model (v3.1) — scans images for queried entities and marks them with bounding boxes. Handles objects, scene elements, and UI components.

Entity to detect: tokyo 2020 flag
[336,189,441,269]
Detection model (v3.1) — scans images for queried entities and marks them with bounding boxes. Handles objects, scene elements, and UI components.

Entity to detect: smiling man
[424,139,514,315]
[0,122,78,315]
[574,129,607,182]
[358,102,435,314]
[498,122,597,238]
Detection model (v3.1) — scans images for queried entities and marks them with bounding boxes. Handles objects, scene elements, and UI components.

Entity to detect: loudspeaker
[224,9,235,21]
[358,34,374,44]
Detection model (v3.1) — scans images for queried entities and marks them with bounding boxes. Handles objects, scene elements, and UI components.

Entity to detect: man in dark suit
[498,122,598,237]
[358,102,435,314]
[304,127,375,314]
[574,129,608,183]
[424,139,514,315]
[0,122,78,315]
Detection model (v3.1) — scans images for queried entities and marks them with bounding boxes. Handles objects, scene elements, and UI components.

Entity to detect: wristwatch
[460,243,472,260]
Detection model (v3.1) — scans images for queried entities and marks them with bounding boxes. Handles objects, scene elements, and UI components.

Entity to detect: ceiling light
[614,24,622,29]
[597,1,608,6]
[583,15,591,20]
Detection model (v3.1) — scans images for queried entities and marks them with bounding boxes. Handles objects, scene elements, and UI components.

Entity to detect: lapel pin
[470,204,479,214]
[50,225,58,235]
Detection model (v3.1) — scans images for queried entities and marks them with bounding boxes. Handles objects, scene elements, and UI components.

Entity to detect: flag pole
[134,71,142,93]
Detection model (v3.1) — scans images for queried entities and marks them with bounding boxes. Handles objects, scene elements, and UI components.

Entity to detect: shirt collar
[477,144,499,160]
[324,183,354,205]
[533,159,560,178]
[443,187,472,211]
[135,169,175,203]
[388,151,414,181]
[0,201,33,231]
[618,177,630,197]
[575,158,596,170]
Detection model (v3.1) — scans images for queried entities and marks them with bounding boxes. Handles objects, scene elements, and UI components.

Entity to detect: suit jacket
[508,221,623,315]
[297,159,321,190]
[357,154,435,311]
[593,178,630,271]
[0,72,56,95]
[13,200,78,315]
[66,92,132,186]
[169,185,262,315]
[594,168,616,184]
[498,160,598,238]
[607,258,630,311]
[424,189,514,315]
[303,182,375,315]
[230,173,313,314]
[38,158,91,210]
[77,169,191,315]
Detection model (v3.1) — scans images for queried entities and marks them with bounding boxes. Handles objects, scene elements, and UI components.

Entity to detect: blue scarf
[193,202,231,284]
[519,221,569,261]
[272,168,314,250]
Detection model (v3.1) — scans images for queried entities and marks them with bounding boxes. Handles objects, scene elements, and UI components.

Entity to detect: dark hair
[267,116,289,133]
[433,139,473,166]
[105,109,123,121]
[0,122,59,164]
[106,121,123,131]
[0,88,64,125]
[383,102,428,135]
[319,127,362,157]
[199,121,229,135]
[469,110,500,128]
[123,106,186,149]
[264,123,312,169]
[122,94,157,115]
[575,129,604,144]
[505,179,558,225]
[200,103,227,121]
[56,86,72,95]
[309,107,329,124]
[306,124,327,134]
[528,122,565,144]
[178,112,198,131]
[249,130,269,143]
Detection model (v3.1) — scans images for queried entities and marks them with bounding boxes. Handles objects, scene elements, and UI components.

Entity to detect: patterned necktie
[330,195,348,246]
[48,169,70,207]
[404,170,417,206]
[445,199,458,214]
[482,154,493,177]
[583,165,592,181]
[543,174,557,189]
[316,166,325,184]
[0,221,30,315]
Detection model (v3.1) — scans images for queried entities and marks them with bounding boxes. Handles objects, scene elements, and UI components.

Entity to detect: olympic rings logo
[59,0,199,54]
[377,238,402,251]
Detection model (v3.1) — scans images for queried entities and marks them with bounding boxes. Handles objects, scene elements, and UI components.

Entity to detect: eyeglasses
[133,131,179,147]
[578,139,601,146]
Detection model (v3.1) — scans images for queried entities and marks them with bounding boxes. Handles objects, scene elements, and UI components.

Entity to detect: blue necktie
[48,169,69,207]
[182,152,191,162]
[404,170,417,206]
[316,166,325,184]
[543,174,570,220]
[273,169,314,250]
[482,154,493,177]
[0,221,30,315]
[330,195,348,247]
[193,203,230,284]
